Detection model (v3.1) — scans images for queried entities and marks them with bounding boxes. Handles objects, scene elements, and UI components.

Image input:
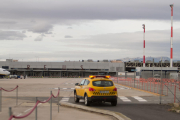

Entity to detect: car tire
[84,94,91,106]
[111,100,117,106]
[74,92,79,103]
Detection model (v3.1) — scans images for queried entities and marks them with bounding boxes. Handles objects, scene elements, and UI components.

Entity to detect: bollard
[16,86,18,106]
[0,87,1,112]
[9,107,12,117]
[35,97,37,120]
[58,87,60,113]
[50,91,52,120]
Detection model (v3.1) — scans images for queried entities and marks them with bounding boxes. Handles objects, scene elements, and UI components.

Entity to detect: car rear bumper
[88,96,117,102]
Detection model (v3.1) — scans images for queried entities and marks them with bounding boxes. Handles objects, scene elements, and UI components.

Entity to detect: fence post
[35,97,37,120]
[0,87,1,112]
[58,87,59,113]
[16,86,18,106]
[134,71,135,88]
[167,85,168,96]
[9,107,12,117]
[174,84,176,103]
[50,91,52,120]
[150,81,151,92]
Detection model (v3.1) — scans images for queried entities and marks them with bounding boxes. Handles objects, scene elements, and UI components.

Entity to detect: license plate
[100,91,109,93]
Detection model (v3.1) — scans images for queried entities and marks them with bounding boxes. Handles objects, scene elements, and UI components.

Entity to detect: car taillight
[113,87,117,91]
[89,87,95,91]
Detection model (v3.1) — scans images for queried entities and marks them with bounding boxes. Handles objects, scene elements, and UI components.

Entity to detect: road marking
[133,96,147,102]
[63,88,67,89]
[24,108,33,113]
[118,96,131,102]
[71,88,74,89]
[80,99,85,102]
[17,113,22,116]
[60,97,69,102]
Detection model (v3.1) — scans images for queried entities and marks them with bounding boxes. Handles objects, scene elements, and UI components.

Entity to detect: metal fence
[111,73,180,103]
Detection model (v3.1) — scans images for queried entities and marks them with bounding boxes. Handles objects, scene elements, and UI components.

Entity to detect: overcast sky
[0,0,180,62]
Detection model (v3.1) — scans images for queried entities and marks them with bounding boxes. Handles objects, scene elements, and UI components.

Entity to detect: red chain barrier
[52,89,60,98]
[9,101,40,120]
[0,85,18,92]
[8,89,60,120]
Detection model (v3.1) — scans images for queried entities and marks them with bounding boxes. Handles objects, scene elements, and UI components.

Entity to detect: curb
[60,102,131,120]
[115,83,164,96]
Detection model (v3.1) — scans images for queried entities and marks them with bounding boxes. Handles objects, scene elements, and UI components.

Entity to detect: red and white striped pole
[170,4,174,67]
[142,24,145,67]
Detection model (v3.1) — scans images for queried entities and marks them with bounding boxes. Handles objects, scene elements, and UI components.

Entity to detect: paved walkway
[0,101,116,120]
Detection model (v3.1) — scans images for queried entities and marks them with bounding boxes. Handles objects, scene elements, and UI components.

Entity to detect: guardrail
[8,88,60,120]
[0,85,18,112]
[111,77,180,103]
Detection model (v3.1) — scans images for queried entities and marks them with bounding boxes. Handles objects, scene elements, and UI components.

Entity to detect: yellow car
[74,75,118,106]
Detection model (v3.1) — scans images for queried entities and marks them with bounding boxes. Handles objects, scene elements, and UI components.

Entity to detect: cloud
[0,21,17,24]
[22,30,26,33]
[34,35,43,41]
[67,27,73,29]
[29,22,53,33]
[58,28,180,59]
[0,30,26,40]
[0,0,179,20]
[64,35,73,38]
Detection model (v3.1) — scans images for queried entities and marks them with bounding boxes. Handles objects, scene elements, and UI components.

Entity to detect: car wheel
[84,94,91,106]
[74,92,79,103]
[111,100,117,106]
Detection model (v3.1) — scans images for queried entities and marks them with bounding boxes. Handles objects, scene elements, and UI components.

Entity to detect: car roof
[85,78,112,81]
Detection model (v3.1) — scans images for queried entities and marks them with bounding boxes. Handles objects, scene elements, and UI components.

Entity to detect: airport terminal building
[0,59,179,79]
[0,59,125,77]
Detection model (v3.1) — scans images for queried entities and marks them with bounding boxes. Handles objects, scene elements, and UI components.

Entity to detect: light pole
[142,24,145,67]
[170,4,174,67]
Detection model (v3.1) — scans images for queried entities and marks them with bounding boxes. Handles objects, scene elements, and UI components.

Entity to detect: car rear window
[93,80,113,87]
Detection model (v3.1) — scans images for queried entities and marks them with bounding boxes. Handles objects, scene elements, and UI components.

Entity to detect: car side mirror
[75,83,80,86]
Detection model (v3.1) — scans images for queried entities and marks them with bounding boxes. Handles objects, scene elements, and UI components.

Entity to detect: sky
[0,0,180,62]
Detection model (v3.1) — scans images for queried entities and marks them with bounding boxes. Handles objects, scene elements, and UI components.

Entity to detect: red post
[174,84,176,103]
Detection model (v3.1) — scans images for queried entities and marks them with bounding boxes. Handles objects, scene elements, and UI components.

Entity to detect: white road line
[80,99,85,102]
[24,108,33,113]
[118,96,131,102]
[71,88,74,89]
[133,96,147,102]
[17,113,22,116]
[63,88,67,89]
[60,97,69,102]
[38,103,42,106]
